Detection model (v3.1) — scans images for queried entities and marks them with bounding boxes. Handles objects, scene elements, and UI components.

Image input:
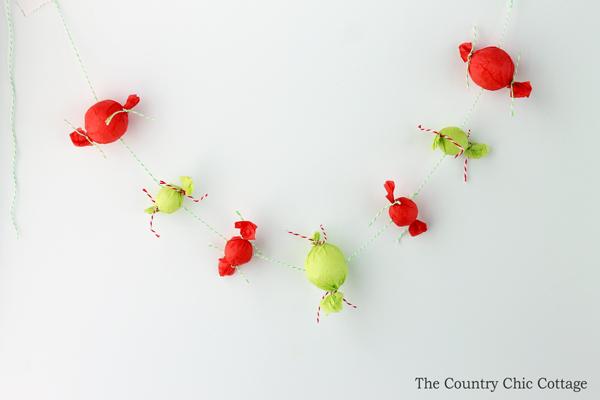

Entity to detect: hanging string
[119,138,160,185]
[184,207,227,241]
[498,0,514,48]
[54,0,98,102]
[6,0,18,238]
[346,219,393,262]
[396,228,408,243]
[368,201,400,227]
[460,88,483,129]
[253,253,304,271]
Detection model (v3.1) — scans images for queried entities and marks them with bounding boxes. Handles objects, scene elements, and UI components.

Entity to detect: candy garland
[7,0,533,323]
[323,0,531,265]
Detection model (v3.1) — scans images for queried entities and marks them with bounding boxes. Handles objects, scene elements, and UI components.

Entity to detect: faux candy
[143,176,205,237]
[299,228,356,321]
[384,181,427,237]
[459,44,531,98]
[69,94,141,147]
[420,125,490,182]
[218,221,258,277]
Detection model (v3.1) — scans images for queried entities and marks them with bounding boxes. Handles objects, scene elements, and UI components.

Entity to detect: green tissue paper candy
[431,127,469,156]
[304,233,348,315]
[144,176,194,214]
[305,242,347,291]
[465,142,490,159]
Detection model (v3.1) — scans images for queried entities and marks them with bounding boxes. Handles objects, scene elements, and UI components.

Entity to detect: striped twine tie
[142,189,160,238]
[316,291,357,323]
[105,109,154,125]
[316,292,329,323]
[159,181,207,202]
[287,231,315,242]
[418,125,464,158]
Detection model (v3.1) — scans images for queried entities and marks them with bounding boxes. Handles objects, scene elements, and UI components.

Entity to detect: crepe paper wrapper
[144,176,194,214]
[304,232,348,315]
[465,143,490,159]
[384,181,427,237]
[319,291,345,316]
[427,126,490,160]
[218,221,258,277]
[16,0,52,16]
[70,95,140,147]
[459,44,531,98]
[431,127,469,156]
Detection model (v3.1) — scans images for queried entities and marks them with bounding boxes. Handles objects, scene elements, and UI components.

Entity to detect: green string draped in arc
[54,0,97,103]
[6,0,18,238]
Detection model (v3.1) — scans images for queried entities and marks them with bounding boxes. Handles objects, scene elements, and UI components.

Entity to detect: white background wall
[0,0,599,398]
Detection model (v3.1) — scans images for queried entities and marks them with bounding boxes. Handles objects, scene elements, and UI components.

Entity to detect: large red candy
[69,94,140,147]
[459,43,531,98]
[384,181,427,237]
[218,221,258,277]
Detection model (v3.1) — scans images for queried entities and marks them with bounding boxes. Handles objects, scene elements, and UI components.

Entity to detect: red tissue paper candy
[384,181,427,237]
[459,44,532,98]
[69,94,140,147]
[218,221,258,277]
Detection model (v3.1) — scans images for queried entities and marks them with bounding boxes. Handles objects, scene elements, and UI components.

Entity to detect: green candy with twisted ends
[431,127,469,156]
[431,127,490,159]
[304,231,348,316]
[144,176,194,214]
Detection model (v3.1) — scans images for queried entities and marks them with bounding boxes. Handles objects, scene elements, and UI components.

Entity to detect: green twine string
[106,109,154,125]
[254,253,304,271]
[119,139,160,185]
[412,154,446,199]
[6,0,18,238]
[208,244,224,252]
[510,51,521,117]
[498,0,514,48]
[461,87,483,129]
[346,219,393,263]
[397,228,408,243]
[236,267,249,284]
[55,0,98,103]
[368,201,400,227]
[185,206,227,241]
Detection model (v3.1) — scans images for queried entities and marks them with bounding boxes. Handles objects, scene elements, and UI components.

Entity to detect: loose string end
[237,267,249,284]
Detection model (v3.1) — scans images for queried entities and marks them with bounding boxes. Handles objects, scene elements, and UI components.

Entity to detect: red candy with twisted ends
[384,181,427,237]
[69,94,140,147]
[459,44,532,98]
[219,221,258,276]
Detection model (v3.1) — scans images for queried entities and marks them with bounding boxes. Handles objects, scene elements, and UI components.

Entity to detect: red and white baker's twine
[159,180,207,202]
[418,125,465,158]
[142,189,160,238]
[464,130,471,182]
[287,224,327,245]
[316,291,357,323]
